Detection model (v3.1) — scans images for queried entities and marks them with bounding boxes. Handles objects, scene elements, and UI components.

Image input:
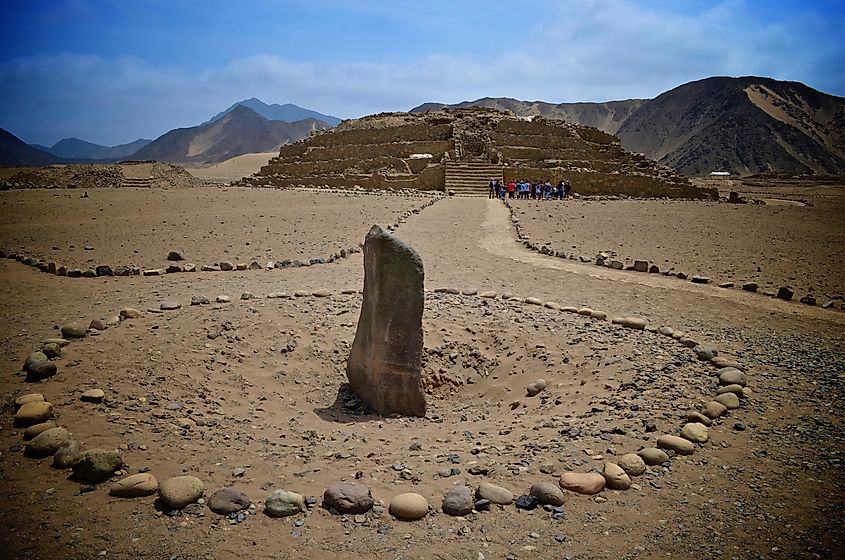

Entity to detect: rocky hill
[414,77,845,176]
[32,137,152,162]
[0,129,60,166]
[132,105,330,164]
[206,98,342,127]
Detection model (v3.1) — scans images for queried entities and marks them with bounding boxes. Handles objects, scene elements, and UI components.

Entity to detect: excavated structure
[241,108,716,199]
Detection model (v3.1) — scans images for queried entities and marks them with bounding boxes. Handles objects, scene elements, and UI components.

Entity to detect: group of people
[488,178,571,200]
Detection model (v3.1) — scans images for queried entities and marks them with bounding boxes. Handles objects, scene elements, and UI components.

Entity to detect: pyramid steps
[445,162,503,196]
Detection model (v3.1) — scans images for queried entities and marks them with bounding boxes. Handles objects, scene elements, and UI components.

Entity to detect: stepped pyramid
[242,108,715,199]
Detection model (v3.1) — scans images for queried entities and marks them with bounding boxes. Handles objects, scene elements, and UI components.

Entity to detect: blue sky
[1,0,843,146]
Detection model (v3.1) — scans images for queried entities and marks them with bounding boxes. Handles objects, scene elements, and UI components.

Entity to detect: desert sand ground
[1,185,843,560]
[185,153,277,183]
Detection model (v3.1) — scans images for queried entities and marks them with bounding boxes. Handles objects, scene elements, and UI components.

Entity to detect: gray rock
[191,295,209,305]
[219,261,234,271]
[95,265,113,276]
[208,487,251,514]
[72,450,124,483]
[529,481,565,506]
[741,282,758,292]
[160,301,181,310]
[691,275,710,284]
[346,225,426,416]
[717,367,747,386]
[632,260,649,272]
[42,343,62,359]
[323,483,374,514]
[61,324,87,339]
[526,379,547,397]
[693,345,718,361]
[25,359,57,382]
[167,251,185,261]
[442,485,473,516]
[53,439,82,468]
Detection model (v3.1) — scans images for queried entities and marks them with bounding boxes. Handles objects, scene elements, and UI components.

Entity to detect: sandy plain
[0,183,843,560]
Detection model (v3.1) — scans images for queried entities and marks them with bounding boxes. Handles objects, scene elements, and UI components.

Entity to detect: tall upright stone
[346,225,426,416]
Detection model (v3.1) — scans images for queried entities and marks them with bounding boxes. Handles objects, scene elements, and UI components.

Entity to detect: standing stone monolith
[346,225,426,416]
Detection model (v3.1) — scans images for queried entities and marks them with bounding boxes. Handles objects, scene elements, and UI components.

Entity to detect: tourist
[557,180,565,200]
[507,179,516,199]
[489,178,497,199]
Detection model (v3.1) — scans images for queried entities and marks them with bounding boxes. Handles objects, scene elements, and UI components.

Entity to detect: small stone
[247,261,262,270]
[691,275,710,284]
[312,289,332,297]
[323,483,374,514]
[715,392,741,410]
[167,251,185,261]
[61,324,87,339]
[216,295,230,303]
[158,475,205,509]
[590,310,607,320]
[612,317,646,330]
[733,422,747,431]
[717,384,744,396]
[632,260,649,272]
[110,473,159,498]
[25,360,57,382]
[515,495,539,510]
[657,326,674,336]
[240,292,256,300]
[479,291,497,298]
[602,463,631,490]
[389,493,428,520]
[23,421,57,440]
[24,427,70,458]
[265,489,305,517]
[442,486,473,516]
[685,411,713,426]
[219,261,234,271]
[702,401,728,419]
[475,482,514,504]
[680,422,709,443]
[15,401,54,426]
[526,379,547,397]
[656,435,695,455]
[529,481,565,506]
[617,453,647,477]
[42,343,62,359]
[191,295,210,305]
[119,308,141,320]
[72,450,124,483]
[80,389,105,403]
[559,472,606,495]
[160,301,182,310]
[53,439,82,468]
[637,448,669,465]
[741,282,758,292]
[208,487,251,514]
[776,286,794,301]
[693,345,718,361]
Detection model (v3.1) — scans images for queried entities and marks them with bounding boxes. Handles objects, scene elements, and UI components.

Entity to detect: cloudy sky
[2,0,843,146]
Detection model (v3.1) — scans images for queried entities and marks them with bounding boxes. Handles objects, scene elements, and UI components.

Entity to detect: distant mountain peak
[206,99,342,127]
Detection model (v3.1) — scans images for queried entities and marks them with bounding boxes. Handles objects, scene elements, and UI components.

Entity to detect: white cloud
[1,0,842,145]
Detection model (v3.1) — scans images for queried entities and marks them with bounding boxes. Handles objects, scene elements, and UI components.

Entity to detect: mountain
[413,97,646,135]
[132,105,329,164]
[206,98,342,127]
[413,77,845,176]
[615,76,845,175]
[0,129,61,166]
[33,137,152,161]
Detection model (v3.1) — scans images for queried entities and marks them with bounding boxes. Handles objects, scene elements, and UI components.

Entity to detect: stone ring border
[0,193,444,279]
[9,280,753,522]
[502,198,841,312]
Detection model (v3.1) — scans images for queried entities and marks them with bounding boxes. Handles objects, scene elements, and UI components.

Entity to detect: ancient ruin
[345,224,426,416]
[241,108,716,199]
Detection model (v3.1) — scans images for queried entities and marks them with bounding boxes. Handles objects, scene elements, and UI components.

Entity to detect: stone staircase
[121,177,153,188]
[445,161,503,196]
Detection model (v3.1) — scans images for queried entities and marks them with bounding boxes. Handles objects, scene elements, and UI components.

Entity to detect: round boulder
[389,493,429,520]
[715,392,741,410]
[110,473,159,498]
[80,389,105,403]
[617,453,647,477]
[159,476,204,509]
[637,448,669,466]
[718,368,747,387]
[14,393,44,408]
[602,463,631,490]
[23,421,57,440]
[24,427,70,458]
[15,401,53,427]
[475,481,514,505]
[657,435,695,456]
[526,379,547,397]
[702,400,728,419]
[681,422,710,443]
[559,472,605,495]
[60,325,87,339]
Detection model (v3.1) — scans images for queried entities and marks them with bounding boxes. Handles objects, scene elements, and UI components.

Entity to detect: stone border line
[0,195,442,279]
[9,283,754,528]
[502,199,843,312]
